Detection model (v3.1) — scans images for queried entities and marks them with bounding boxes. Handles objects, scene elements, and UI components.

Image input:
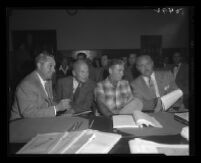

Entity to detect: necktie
[148,77,156,98]
[73,83,82,103]
[44,81,53,105]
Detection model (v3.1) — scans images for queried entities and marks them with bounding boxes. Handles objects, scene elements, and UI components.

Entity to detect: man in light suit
[55,60,96,114]
[131,55,181,112]
[10,52,70,120]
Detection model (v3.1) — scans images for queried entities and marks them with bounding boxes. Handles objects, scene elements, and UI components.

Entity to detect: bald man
[130,55,181,112]
[55,60,96,114]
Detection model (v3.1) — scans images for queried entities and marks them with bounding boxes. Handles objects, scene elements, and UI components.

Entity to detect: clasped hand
[56,99,72,112]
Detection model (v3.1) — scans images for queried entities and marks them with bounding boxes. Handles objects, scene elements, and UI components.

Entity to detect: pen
[89,120,94,129]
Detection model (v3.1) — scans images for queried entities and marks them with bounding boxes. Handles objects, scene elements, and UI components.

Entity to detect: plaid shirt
[95,77,133,113]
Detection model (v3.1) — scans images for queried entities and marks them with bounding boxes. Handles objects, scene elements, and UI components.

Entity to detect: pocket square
[164,85,169,91]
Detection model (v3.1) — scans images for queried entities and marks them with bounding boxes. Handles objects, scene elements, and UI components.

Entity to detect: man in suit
[10,52,70,120]
[171,52,189,108]
[96,55,109,82]
[95,59,143,117]
[130,55,181,112]
[55,60,96,114]
[123,53,140,82]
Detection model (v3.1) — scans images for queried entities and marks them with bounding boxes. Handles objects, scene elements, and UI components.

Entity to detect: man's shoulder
[85,79,96,88]
[131,75,142,85]
[57,76,73,83]
[17,71,38,90]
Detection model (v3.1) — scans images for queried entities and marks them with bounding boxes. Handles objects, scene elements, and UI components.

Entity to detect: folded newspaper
[112,111,163,129]
[160,89,183,111]
[17,129,121,154]
[129,138,189,155]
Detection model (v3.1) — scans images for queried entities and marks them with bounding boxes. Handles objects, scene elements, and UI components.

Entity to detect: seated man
[171,52,189,108]
[130,55,182,112]
[10,52,70,120]
[95,59,143,117]
[123,53,140,83]
[55,60,96,114]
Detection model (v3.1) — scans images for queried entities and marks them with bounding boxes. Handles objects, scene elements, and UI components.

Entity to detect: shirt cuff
[54,106,57,116]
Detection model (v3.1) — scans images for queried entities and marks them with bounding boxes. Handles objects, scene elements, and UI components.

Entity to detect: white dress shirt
[59,65,68,75]
[143,72,160,98]
[73,77,79,94]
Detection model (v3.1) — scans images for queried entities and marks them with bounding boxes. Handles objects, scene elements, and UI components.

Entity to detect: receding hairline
[35,53,55,65]
[136,55,153,65]
[73,60,88,71]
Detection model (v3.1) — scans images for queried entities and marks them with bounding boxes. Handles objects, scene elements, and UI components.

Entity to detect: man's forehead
[113,64,124,70]
[45,57,55,64]
[137,56,152,64]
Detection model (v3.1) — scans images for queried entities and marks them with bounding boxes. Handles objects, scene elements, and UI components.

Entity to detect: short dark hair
[35,52,54,65]
[109,59,124,68]
[77,52,87,59]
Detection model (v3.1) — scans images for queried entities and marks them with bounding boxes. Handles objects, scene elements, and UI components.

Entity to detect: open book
[129,138,189,155]
[17,129,121,154]
[160,89,183,111]
[112,111,163,129]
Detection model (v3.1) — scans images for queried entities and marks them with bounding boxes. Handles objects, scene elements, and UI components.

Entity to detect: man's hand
[60,109,75,117]
[55,99,72,112]
[154,98,163,113]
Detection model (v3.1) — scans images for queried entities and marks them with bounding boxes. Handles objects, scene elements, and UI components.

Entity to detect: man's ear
[36,62,41,70]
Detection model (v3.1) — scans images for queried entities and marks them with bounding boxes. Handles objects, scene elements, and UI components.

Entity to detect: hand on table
[55,99,72,112]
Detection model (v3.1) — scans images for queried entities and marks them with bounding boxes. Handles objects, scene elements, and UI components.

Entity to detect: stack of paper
[129,138,189,155]
[17,129,121,154]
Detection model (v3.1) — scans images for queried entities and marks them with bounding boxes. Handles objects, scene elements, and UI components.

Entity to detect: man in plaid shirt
[95,59,143,117]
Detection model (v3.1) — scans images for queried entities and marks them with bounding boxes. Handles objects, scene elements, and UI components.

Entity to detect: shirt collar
[142,72,155,82]
[107,76,120,87]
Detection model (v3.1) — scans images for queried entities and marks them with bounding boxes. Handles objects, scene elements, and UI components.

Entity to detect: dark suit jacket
[171,63,189,96]
[55,76,96,113]
[130,71,178,111]
[10,71,56,120]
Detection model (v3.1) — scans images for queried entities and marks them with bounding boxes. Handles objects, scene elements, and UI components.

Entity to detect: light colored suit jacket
[130,71,178,111]
[10,71,56,120]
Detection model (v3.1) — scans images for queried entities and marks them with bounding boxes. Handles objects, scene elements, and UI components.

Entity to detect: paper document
[17,129,95,154]
[129,138,189,155]
[77,130,122,154]
[160,89,183,111]
[17,129,121,154]
[112,111,163,129]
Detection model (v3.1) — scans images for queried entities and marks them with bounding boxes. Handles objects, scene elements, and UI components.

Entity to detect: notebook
[112,111,163,129]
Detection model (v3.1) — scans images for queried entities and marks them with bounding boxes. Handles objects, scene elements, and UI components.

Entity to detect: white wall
[9,9,189,51]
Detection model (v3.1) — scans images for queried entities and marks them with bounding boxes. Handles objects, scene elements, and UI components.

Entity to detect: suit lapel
[33,71,49,100]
